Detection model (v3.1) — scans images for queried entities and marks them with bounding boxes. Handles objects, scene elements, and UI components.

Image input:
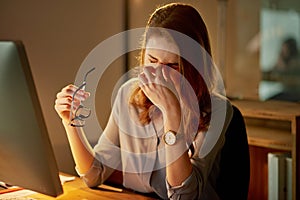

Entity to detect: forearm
[62,120,94,174]
[164,105,193,187]
[166,148,193,186]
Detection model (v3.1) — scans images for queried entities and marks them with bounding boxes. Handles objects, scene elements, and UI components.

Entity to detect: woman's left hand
[138,64,181,117]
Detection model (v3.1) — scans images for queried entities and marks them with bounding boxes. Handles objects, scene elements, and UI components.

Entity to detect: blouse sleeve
[81,112,121,187]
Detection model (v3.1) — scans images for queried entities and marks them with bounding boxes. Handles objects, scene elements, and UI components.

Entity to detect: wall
[0,0,126,174]
[226,0,261,99]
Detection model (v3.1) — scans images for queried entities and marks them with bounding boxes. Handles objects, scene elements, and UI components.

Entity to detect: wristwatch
[163,130,178,145]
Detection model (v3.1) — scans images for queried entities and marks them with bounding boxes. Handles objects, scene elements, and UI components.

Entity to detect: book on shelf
[268,152,292,200]
[285,157,292,200]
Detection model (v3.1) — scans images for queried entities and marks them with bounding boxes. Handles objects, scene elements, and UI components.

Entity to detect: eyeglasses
[69,67,95,127]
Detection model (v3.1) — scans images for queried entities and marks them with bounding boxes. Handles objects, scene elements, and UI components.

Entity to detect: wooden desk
[28,175,157,200]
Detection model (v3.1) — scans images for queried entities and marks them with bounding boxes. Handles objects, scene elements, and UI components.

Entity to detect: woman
[55,3,233,199]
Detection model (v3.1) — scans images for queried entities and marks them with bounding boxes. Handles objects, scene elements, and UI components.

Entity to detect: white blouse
[80,78,233,200]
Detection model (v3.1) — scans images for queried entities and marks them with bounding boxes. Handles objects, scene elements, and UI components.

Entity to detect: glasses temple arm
[83,67,96,82]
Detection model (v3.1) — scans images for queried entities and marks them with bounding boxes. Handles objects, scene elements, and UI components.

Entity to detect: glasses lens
[75,106,91,119]
[69,105,91,127]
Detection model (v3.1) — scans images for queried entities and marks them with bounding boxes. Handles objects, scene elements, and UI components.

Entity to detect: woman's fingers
[54,84,90,121]
[57,85,89,102]
[162,65,171,82]
[154,65,166,83]
[139,66,155,86]
[139,65,166,85]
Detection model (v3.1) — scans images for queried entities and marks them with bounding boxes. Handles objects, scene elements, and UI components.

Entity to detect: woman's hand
[138,65,182,133]
[139,65,180,113]
[54,84,90,123]
[54,84,94,174]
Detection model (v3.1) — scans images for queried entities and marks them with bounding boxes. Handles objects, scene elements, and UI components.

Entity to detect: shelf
[231,99,300,200]
[246,125,292,151]
[232,99,300,122]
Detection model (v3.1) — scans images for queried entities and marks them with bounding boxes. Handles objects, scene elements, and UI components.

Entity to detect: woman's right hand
[54,84,90,123]
[55,85,94,174]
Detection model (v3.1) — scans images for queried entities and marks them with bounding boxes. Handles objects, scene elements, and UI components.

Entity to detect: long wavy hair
[129,3,213,132]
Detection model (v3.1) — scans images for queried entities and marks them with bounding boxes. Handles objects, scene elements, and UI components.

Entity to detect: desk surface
[28,175,157,200]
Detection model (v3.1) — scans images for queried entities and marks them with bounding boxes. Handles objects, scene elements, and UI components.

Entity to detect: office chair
[216,105,250,200]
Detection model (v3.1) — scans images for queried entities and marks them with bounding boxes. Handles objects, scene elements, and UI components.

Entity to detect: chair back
[216,105,250,200]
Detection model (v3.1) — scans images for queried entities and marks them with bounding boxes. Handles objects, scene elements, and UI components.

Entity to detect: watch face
[164,131,176,145]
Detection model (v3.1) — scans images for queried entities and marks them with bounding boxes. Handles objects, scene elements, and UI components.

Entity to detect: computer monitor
[0,41,63,197]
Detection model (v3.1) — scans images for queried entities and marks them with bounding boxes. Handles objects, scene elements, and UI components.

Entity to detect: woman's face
[144,35,181,85]
[144,35,180,71]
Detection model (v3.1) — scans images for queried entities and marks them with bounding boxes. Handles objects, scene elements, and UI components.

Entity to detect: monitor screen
[0,41,63,197]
